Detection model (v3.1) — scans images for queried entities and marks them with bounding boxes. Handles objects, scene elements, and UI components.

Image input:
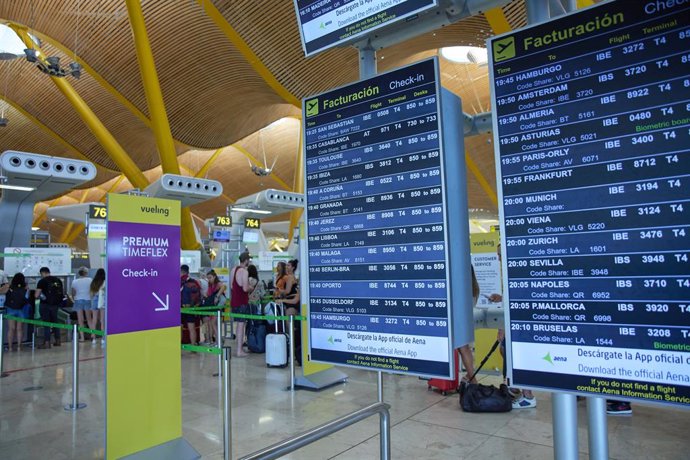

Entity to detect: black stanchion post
[289,315,295,391]
[217,310,222,377]
[223,345,232,460]
[0,312,9,378]
[65,324,86,411]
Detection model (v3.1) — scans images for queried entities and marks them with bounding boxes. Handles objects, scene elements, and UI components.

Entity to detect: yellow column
[10,25,149,190]
[125,0,200,249]
[194,148,224,178]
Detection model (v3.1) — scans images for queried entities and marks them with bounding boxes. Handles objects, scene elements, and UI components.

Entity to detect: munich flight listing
[490,0,690,406]
[303,58,455,377]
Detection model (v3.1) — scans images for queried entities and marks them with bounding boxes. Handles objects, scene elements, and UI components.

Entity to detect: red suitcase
[427,349,460,395]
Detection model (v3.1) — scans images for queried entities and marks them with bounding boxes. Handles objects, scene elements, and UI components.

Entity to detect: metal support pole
[526,0,550,24]
[377,371,389,459]
[564,0,577,12]
[217,310,223,377]
[552,393,578,460]
[359,44,377,80]
[0,312,8,378]
[587,397,609,460]
[289,315,295,391]
[65,324,86,410]
[222,346,232,460]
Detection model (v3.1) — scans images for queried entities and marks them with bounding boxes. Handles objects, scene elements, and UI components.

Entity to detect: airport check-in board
[303,58,465,378]
[491,0,690,406]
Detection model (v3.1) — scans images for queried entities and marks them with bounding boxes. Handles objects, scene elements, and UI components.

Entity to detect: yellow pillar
[194,148,223,178]
[10,25,149,190]
[125,1,200,250]
[59,190,90,243]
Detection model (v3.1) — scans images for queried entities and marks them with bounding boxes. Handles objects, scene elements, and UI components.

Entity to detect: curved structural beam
[125,0,180,175]
[10,25,149,190]
[465,151,498,206]
[195,0,300,107]
[3,19,190,151]
[0,95,118,173]
[194,148,224,179]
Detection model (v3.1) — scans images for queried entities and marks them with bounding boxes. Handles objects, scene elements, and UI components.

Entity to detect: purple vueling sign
[106,195,181,335]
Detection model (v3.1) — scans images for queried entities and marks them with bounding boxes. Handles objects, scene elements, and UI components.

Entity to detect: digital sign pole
[294,0,436,57]
[303,58,473,379]
[490,0,690,407]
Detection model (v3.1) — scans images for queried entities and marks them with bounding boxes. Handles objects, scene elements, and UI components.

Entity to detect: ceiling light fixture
[24,50,82,78]
[0,183,36,192]
[230,206,272,215]
[439,46,488,66]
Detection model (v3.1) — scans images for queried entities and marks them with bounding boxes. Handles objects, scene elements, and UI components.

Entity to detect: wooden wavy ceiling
[0,0,530,248]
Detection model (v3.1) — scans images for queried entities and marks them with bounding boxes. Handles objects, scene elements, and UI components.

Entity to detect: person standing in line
[274,261,288,297]
[90,268,106,345]
[34,267,65,348]
[230,252,251,357]
[247,264,263,307]
[4,273,30,350]
[281,259,299,315]
[71,267,93,342]
[459,265,480,383]
[489,243,536,409]
[203,269,226,344]
[180,265,202,347]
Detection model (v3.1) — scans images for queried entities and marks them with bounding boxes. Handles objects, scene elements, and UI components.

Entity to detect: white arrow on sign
[152,292,170,311]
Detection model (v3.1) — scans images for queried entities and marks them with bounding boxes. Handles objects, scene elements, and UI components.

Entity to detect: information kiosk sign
[303,58,468,379]
[490,0,690,406]
[294,0,436,57]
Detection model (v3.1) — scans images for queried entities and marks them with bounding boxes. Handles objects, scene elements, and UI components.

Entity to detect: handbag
[459,340,513,412]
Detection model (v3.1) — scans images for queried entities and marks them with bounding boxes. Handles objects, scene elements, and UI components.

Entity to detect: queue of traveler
[0,266,107,350]
[180,254,301,360]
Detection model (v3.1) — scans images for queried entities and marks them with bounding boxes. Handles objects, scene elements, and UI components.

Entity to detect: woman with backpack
[202,270,226,344]
[5,273,29,350]
[90,269,106,345]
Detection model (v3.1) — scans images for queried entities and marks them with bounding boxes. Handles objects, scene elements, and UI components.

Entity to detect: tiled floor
[0,341,688,459]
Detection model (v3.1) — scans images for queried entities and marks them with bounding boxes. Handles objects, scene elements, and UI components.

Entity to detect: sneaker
[606,401,632,415]
[101,339,106,346]
[92,338,97,345]
[512,395,537,409]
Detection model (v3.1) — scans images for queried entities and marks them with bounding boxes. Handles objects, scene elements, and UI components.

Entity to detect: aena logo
[542,352,567,365]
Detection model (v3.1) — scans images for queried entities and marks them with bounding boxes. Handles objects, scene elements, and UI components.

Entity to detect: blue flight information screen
[294,0,436,57]
[303,58,455,378]
[491,0,690,407]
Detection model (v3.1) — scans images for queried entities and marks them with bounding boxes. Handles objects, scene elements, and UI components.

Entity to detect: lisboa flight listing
[491,0,690,405]
[304,59,453,377]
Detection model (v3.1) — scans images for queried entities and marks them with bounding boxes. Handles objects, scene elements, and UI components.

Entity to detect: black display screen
[303,58,457,378]
[491,0,690,406]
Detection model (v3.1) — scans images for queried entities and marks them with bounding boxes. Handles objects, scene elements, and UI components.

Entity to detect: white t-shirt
[72,277,93,300]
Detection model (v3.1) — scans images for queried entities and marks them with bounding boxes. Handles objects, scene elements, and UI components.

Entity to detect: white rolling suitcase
[266,303,288,367]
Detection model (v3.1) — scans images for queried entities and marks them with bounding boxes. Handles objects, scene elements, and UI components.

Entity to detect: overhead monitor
[242,229,260,244]
[212,230,230,243]
[294,0,437,57]
[490,0,690,407]
[303,58,472,379]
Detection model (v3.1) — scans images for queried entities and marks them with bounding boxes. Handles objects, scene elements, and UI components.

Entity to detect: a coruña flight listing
[303,59,454,378]
[490,0,690,406]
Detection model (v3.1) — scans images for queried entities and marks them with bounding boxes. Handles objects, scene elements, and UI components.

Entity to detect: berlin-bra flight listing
[303,59,454,377]
[491,0,690,406]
